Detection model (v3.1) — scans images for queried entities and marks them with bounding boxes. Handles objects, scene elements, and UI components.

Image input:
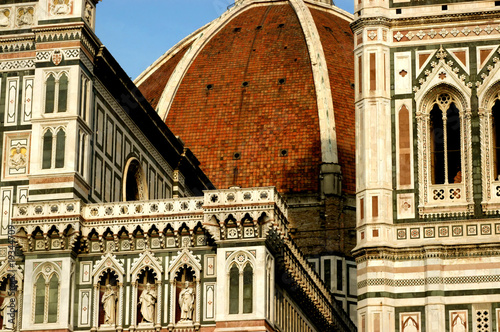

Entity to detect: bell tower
[26,0,100,202]
[38,0,96,30]
[354,0,500,330]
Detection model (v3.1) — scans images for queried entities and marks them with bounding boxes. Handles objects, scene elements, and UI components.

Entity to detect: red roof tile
[138,2,355,195]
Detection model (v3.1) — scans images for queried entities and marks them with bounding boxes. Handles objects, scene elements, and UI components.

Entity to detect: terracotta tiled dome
[136,0,355,194]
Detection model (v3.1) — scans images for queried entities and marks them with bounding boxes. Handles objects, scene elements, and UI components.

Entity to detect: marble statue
[0,295,15,329]
[52,0,71,15]
[101,284,116,325]
[9,144,26,171]
[138,283,156,323]
[178,282,194,321]
[17,8,33,27]
[0,10,10,27]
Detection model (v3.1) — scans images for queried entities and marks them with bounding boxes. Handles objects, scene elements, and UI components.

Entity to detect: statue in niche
[9,144,26,171]
[0,294,15,329]
[17,8,33,27]
[138,283,156,323]
[178,282,194,322]
[0,10,10,28]
[102,284,116,325]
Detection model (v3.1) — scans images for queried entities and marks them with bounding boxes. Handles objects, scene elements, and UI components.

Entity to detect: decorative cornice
[351,10,500,31]
[354,243,500,262]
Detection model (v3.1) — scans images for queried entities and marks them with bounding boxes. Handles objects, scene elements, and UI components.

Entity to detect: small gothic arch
[420,83,468,115]
[91,253,125,330]
[122,157,148,202]
[92,252,125,286]
[168,248,202,326]
[168,248,202,282]
[129,251,163,328]
[130,250,163,283]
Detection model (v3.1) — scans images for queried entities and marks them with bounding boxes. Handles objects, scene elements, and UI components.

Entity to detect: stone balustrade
[12,186,345,330]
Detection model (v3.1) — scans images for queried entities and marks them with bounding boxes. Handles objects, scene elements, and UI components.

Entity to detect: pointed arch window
[42,130,53,169]
[45,72,69,114]
[228,262,253,315]
[42,128,66,170]
[229,265,239,314]
[417,85,473,215]
[492,100,500,180]
[429,93,462,184]
[34,273,59,324]
[243,265,253,313]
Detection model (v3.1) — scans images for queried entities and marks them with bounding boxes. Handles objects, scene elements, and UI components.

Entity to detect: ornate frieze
[393,23,500,43]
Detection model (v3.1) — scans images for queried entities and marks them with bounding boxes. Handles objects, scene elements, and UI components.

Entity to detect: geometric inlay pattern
[475,310,489,332]
[359,275,500,289]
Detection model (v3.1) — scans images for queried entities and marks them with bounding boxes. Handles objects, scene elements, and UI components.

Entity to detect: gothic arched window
[42,130,53,169]
[228,261,254,315]
[42,128,66,170]
[45,74,56,114]
[492,100,500,180]
[243,264,253,314]
[44,72,69,114]
[417,84,472,216]
[34,272,59,324]
[429,93,462,185]
[229,265,239,314]
[124,158,147,201]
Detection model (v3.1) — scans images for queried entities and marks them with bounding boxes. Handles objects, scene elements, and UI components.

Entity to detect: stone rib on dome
[137,0,355,194]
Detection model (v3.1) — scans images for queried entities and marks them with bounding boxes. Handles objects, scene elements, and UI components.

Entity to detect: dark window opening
[430,96,461,185]
[55,130,65,168]
[45,75,56,114]
[492,100,500,180]
[442,5,448,10]
[125,159,145,201]
[430,104,445,184]
[42,131,53,169]
[396,8,402,14]
[447,103,461,184]
[58,74,68,112]
[336,260,343,291]
[243,265,253,313]
[324,259,331,290]
[229,265,239,314]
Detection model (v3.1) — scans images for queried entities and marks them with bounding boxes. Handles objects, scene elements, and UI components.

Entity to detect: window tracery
[42,127,66,170]
[478,82,500,212]
[44,72,68,114]
[226,251,255,315]
[417,84,473,217]
[32,263,60,324]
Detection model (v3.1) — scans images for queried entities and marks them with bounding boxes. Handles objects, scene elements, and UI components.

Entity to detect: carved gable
[130,250,162,282]
[168,248,202,281]
[92,252,125,284]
